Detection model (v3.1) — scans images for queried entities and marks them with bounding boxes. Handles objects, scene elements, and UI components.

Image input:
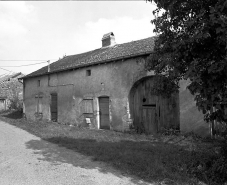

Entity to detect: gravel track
[0,121,151,185]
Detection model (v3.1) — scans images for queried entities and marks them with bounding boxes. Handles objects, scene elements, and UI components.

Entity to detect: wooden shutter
[83,99,93,113]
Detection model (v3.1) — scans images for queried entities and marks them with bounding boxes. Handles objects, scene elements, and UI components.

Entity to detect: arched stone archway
[129,76,179,134]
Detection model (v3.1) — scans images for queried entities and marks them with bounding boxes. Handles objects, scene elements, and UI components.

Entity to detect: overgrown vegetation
[0,75,23,111]
[147,0,227,136]
[7,80,23,110]
[0,110,227,184]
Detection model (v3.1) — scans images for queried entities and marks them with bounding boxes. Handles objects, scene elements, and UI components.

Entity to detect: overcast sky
[0,1,156,76]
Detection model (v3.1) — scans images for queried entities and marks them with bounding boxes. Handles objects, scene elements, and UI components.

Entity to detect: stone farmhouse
[21,32,180,134]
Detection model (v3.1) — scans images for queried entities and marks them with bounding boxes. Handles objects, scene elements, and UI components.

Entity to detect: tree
[7,80,23,110]
[0,78,23,111]
[146,0,227,136]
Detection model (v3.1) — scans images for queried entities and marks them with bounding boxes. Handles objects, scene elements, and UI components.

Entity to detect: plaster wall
[24,57,150,131]
[179,80,210,137]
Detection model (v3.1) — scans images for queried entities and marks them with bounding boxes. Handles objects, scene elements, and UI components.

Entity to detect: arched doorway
[129,76,179,134]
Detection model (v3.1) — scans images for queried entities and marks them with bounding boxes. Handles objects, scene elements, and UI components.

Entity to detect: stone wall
[179,80,210,137]
[23,57,150,131]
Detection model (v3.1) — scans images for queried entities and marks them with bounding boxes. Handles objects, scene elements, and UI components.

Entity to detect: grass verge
[0,110,226,185]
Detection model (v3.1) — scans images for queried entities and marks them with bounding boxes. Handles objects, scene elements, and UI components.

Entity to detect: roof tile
[23,36,155,79]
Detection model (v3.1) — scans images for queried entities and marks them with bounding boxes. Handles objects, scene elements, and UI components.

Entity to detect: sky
[0,1,156,76]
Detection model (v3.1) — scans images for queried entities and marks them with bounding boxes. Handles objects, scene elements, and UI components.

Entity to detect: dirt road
[0,121,149,185]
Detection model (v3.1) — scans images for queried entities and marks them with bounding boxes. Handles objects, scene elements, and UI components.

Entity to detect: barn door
[50,93,58,122]
[99,97,110,129]
[129,77,159,134]
[130,76,179,134]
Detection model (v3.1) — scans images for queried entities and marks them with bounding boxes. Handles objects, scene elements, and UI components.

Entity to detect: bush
[186,145,227,184]
[8,97,23,111]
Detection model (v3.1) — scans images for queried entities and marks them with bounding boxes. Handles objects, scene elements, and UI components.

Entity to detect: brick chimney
[102,32,116,47]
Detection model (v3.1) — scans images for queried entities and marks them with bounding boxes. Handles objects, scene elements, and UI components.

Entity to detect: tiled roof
[22,36,156,79]
[0,72,24,83]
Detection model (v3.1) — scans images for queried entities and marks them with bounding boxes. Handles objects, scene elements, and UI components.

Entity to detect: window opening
[38,80,41,87]
[86,70,91,76]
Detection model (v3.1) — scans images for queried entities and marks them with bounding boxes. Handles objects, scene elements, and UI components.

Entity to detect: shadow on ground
[2,110,23,119]
[25,137,201,184]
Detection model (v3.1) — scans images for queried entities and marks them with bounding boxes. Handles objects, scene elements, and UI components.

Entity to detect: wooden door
[99,97,110,129]
[130,76,179,134]
[50,93,58,122]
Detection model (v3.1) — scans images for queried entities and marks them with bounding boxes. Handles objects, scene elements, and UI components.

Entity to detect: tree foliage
[0,79,23,110]
[146,0,227,123]
[7,80,23,110]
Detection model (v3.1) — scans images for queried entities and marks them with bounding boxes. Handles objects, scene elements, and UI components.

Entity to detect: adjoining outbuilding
[21,33,180,133]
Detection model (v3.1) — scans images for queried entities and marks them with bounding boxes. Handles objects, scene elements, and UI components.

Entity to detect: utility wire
[0,61,48,67]
[0,67,15,73]
[0,59,56,72]
[0,72,8,76]
[0,73,9,78]
[0,59,56,61]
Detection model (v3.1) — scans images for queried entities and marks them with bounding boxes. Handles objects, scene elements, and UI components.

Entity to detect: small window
[86,69,91,76]
[38,80,41,87]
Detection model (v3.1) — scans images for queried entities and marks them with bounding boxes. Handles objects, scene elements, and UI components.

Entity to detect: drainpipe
[47,60,50,72]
